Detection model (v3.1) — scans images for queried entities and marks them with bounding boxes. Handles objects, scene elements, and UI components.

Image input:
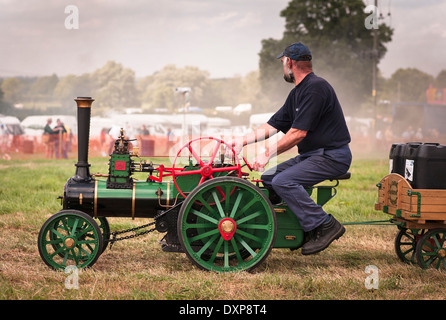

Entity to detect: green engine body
[62,129,342,250]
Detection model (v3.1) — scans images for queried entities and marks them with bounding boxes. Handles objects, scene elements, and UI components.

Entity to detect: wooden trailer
[375,173,446,270]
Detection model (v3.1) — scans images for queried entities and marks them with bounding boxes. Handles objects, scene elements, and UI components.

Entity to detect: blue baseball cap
[276,42,312,61]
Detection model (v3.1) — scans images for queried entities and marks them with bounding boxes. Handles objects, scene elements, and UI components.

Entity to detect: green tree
[29,74,59,101]
[139,64,210,112]
[259,0,393,114]
[386,68,434,103]
[201,77,243,109]
[0,82,13,114]
[198,70,271,114]
[1,77,24,103]
[231,71,272,114]
[90,61,140,113]
[435,70,446,89]
[53,73,93,110]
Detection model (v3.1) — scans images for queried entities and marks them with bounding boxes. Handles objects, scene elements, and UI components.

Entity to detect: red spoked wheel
[172,137,242,198]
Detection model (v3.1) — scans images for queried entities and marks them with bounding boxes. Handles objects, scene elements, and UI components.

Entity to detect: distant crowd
[43,118,72,159]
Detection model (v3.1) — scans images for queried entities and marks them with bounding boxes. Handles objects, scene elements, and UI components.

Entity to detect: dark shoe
[301,215,345,255]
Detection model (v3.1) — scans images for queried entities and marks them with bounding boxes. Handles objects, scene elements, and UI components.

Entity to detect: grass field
[1,155,446,302]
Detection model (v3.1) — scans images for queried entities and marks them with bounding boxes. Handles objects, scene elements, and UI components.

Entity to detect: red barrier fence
[2,133,446,161]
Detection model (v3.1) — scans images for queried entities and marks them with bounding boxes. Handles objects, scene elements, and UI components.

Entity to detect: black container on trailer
[389,142,422,176]
[404,142,446,189]
[389,143,407,175]
[403,142,422,185]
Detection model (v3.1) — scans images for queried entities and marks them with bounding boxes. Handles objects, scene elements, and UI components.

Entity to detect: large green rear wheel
[38,210,103,271]
[178,177,276,272]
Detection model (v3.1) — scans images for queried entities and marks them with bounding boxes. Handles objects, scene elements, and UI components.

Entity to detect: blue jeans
[261,145,352,232]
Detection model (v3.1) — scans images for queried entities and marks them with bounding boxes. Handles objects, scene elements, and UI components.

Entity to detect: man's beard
[283,72,295,83]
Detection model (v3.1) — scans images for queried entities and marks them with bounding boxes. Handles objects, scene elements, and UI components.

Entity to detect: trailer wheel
[177,177,276,272]
[394,228,425,265]
[416,228,446,271]
[38,210,103,271]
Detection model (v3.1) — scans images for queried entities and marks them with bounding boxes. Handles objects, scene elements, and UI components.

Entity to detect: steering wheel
[171,137,242,198]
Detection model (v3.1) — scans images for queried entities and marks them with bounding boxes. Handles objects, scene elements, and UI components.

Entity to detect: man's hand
[224,139,243,158]
[252,148,270,172]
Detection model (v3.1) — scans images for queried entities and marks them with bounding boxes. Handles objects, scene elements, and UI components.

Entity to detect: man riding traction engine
[227,42,352,256]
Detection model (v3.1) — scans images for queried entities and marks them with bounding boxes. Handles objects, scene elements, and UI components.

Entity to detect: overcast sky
[0,0,445,79]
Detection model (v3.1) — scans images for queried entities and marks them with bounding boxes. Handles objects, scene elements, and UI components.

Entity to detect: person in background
[165,127,176,154]
[100,128,108,156]
[43,118,56,159]
[1,124,11,160]
[53,119,67,159]
[140,125,150,135]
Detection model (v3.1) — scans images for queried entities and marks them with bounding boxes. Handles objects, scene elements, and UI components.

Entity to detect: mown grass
[1,155,446,302]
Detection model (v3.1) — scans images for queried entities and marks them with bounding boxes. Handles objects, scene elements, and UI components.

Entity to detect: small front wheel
[96,217,110,253]
[38,210,103,271]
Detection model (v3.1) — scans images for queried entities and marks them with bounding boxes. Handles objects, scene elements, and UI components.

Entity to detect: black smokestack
[74,97,94,181]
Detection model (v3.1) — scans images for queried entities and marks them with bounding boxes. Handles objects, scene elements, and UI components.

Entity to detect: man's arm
[252,128,307,171]
[269,127,307,158]
[227,123,278,155]
[242,123,279,146]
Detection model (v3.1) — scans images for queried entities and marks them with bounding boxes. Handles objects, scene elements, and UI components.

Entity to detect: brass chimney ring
[75,97,94,108]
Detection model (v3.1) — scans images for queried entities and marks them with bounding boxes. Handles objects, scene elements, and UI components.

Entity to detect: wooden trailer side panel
[376,173,446,227]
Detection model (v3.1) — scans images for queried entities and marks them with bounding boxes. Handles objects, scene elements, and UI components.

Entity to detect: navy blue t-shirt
[267,72,351,154]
